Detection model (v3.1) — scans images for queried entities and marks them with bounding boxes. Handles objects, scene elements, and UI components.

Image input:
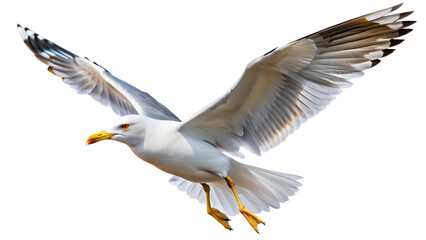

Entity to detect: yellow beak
[86,130,116,145]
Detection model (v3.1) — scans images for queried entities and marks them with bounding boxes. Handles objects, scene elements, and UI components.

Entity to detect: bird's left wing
[18,25,180,121]
[179,4,414,156]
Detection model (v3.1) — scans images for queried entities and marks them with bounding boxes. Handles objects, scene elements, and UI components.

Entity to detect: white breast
[130,119,232,183]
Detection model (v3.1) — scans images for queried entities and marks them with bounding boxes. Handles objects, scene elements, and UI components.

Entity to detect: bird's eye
[121,124,129,130]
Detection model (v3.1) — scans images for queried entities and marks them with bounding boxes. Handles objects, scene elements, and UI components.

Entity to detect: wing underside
[179,3,414,156]
[18,25,180,121]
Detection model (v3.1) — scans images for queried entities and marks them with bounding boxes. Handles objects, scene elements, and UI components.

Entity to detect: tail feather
[170,161,302,216]
[247,165,302,202]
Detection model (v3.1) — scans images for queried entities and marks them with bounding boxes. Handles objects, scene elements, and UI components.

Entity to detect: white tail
[170,160,302,216]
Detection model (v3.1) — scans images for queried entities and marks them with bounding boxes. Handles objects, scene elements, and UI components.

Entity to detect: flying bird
[18,3,414,233]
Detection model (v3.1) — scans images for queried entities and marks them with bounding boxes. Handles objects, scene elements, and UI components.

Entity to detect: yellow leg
[224,176,265,233]
[201,183,232,231]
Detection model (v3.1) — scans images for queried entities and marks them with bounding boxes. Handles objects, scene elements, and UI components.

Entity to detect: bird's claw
[209,208,232,230]
[240,207,265,233]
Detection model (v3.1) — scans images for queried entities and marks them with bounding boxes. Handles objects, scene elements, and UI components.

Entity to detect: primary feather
[179,3,414,157]
[17,25,180,121]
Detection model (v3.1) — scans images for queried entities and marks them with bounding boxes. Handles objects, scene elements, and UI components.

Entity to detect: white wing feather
[179,3,414,156]
[18,25,180,121]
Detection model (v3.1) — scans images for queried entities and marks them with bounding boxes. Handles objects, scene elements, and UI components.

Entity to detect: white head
[86,115,146,147]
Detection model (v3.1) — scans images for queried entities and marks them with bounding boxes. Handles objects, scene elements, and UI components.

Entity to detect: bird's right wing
[18,25,180,121]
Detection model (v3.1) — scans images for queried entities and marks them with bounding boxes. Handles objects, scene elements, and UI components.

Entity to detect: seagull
[18,3,414,233]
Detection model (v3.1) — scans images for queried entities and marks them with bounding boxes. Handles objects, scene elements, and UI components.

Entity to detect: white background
[1,0,425,239]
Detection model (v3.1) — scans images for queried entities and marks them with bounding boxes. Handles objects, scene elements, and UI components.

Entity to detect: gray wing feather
[179,4,414,156]
[18,25,180,121]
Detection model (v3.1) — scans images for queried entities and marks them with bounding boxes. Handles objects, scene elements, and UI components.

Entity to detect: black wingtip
[390,39,404,47]
[382,49,395,57]
[402,21,417,28]
[371,59,381,68]
[392,3,403,12]
[399,11,414,20]
[398,28,413,37]
[17,23,21,28]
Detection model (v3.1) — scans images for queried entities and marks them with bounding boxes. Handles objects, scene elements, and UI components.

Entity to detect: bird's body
[102,114,301,216]
[128,116,231,183]
[18,3,415,232]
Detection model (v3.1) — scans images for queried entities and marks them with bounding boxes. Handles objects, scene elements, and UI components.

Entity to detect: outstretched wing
[18,25,180,121]
[179,4,414,156]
